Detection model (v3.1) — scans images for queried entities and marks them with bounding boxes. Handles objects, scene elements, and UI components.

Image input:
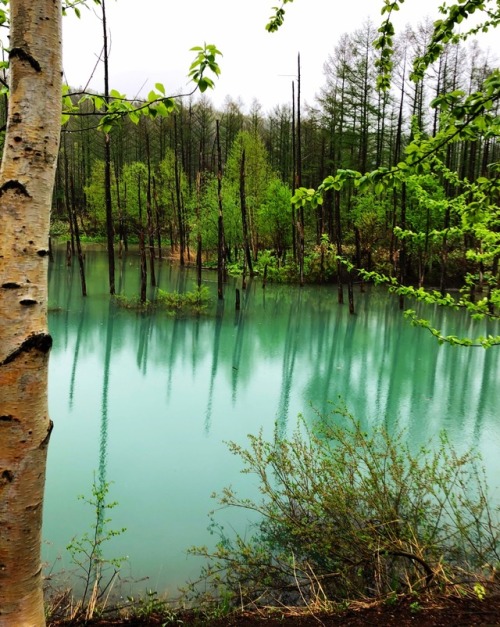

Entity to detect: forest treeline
[25,18,498,303]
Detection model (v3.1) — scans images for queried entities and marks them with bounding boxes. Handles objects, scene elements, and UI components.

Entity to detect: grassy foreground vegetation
[45,409,500,624]
[186,409,500,612]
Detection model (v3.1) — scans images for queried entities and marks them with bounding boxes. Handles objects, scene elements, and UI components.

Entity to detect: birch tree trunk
[0,1,62,625]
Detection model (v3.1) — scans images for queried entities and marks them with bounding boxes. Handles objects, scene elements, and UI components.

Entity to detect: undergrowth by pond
[186,407,500,612]
[114,285,210,315]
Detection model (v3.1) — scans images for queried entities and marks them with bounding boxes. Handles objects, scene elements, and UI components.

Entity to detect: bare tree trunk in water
[216,120,225,300]
[152,176,163,259]
[196,168,203,288]
[297,54,305,287]
[399,182,407,310]
[335,190,344,304]
[145,127,156,287]
[291,80,297,263]
[64,134,87,296]
[174,115,185,266]
[63,142,75,256]
[239,149,254,277]
[138,174,147,302]
[102,0,115,294]
[70,170,87,296]
[391,57,406,269]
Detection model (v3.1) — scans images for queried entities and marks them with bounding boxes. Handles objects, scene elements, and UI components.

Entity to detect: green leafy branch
[62,43,222,132]
[372,0,499,88]
[374,1,499,92]
[399,93,500,177]
[412,0,500,81]
[293,88,499,215]
[1,6,222,130]
[393,225,462,246]
[374,0,405,91]
[369,270,500,347]
[99,86,178,133]
[404,310,500,347]
[0,0,8,29]
[300,244,499,346]
[265,0,295,33]
[188,43,222,93]
[355,260,498,321]
[62,0,102,19]
[292,169,363,209]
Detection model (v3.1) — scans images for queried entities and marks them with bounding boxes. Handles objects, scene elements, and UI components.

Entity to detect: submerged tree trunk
[145,128,156,287]
[239,149,254,277]
[174,115,185,267]
[196,170,203,288]
[0,1,62,625]
[391,59,406,269]
[399,182,407,310]
[291,81,297,263]
[63,145,75,257]
[70,171,87,297]
[335,190,344,304]
[137,174,147,303]
[64,134,87,296]
[102,0,115,295]
[152,176,162,260]
[216,120,225,300]
[297,54,305,287]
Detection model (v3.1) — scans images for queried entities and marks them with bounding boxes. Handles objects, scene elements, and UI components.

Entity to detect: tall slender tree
[296,54,305,286]
[101,0,116,294]
[239,149,254,276]
[216,120,225,299]
[0,1,62,624]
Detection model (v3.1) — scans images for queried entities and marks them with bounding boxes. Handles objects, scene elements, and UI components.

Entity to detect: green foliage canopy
[283,1,500,347]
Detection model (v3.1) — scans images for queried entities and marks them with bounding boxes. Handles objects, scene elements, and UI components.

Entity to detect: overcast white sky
[62,0,499,113]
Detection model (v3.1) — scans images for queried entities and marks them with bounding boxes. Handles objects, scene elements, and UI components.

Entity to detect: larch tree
[277,0,500,346]
[0,0,62,625]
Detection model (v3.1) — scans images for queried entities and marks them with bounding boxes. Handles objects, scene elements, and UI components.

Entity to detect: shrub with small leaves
[187,408,500,609]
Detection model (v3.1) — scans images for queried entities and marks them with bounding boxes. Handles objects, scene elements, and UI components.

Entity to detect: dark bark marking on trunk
[9,48,42,72]
[1,333,52,366]
[1,282,20,289]
[0,180,30,197]
[1,470,14,484]
[37,249,49,257]
[24,502,42,513]
[39,420,53,449]
[19,298,37,306]
[0,415,19,422]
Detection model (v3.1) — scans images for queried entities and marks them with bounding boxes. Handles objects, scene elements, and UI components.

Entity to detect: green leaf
[155,82,165,95]
[110,89,124,100]
[128,110,140,125]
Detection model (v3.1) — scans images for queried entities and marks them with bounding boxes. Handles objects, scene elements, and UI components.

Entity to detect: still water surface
[43,247,500,596]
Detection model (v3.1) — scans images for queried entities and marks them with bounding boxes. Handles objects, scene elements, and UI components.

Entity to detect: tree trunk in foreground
[0,1,62,625]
